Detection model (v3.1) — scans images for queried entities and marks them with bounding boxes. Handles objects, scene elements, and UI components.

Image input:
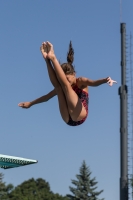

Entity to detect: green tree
[67,161,104,200]
[0,173,5,199]
[8,178,68,200]
[0,172,14,199]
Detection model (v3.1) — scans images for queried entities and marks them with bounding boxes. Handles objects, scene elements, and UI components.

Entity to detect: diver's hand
[18,102,32,109]
[107,77,117,86]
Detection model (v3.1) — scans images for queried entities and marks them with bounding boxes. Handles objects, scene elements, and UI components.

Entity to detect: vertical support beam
[119,23,128,200]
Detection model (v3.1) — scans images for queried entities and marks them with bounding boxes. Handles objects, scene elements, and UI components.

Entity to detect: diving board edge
[0,154,38,169]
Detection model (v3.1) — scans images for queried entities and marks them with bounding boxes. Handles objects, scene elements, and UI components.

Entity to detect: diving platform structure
[0,154,38,169]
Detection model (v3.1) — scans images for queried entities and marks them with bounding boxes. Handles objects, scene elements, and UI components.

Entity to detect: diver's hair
[67,41,74,64]
[61,41,75,75]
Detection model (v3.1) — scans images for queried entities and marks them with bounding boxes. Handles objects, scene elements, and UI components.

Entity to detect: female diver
[18,41,117,126]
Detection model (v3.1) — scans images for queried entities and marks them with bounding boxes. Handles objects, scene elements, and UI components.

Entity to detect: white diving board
[0,154,38,169]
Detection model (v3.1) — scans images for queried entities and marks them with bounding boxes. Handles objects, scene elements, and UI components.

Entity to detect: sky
[0,1,133,200]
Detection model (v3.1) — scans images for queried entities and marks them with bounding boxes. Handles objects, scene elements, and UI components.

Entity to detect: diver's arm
[18,89,57,108]
[78,77,117,87]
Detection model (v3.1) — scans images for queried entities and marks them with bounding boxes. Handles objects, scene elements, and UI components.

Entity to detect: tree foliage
[7,178,68,200]
[0,172,14,199]
[67,161,104,200]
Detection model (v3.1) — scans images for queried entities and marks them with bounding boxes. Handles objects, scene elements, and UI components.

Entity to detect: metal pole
[119,23,128,200]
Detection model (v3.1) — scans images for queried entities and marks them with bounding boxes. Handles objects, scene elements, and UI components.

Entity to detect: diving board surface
[0,154,38,169]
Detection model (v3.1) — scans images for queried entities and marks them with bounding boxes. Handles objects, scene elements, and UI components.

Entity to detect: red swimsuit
[67,84,89,126]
